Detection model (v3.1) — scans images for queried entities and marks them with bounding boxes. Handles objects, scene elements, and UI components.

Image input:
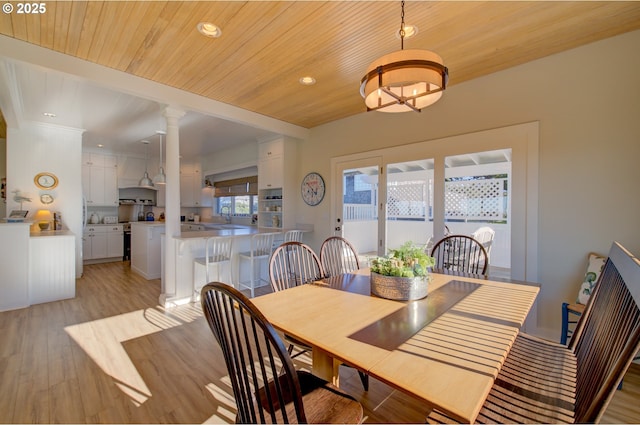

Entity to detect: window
[213,175,258,216]
[216,195,258,216]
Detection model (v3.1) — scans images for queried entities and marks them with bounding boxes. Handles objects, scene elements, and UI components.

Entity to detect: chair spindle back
[269,242,324,292]
[570,242,640,423]
[320,236,361,277]
[430,234,489,275]
[201,282,306,424]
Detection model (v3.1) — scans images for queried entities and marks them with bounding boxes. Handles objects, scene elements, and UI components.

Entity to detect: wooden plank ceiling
[1,1,639,129]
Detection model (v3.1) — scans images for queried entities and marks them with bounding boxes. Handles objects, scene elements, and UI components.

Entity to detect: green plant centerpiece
[370,241,436,301]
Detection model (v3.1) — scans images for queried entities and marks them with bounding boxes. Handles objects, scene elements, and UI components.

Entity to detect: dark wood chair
[269,242,324,359]
[430,234,489,276]
[427,241,640,424]
[320,236,361,277]
[201,282,364,424]
[269,242,324,292]
[319,236,369,391]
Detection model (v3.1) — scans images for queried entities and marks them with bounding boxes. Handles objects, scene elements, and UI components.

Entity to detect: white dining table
[251,269,539,423]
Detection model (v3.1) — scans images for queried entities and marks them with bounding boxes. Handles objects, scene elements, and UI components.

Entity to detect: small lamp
[34,209,52,230]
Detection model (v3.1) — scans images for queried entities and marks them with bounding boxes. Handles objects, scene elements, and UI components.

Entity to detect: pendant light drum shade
[360,49,448,113]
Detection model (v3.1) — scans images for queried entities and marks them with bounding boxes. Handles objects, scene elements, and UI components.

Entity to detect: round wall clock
[301,172,325,206]
[34,172,59,189]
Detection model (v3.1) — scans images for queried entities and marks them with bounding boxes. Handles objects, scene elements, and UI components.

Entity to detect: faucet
[220,206,232,224]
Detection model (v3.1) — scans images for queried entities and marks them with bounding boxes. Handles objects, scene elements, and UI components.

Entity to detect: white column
[159,107,185,306]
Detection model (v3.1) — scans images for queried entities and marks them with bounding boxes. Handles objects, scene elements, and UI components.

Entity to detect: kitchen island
[173,226,283,303]
[131,222,286,305]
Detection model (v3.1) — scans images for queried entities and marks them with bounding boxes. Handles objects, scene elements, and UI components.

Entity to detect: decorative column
[159,106,185,306]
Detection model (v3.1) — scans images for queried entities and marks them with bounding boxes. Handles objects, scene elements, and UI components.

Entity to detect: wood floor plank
[0,261,638,423]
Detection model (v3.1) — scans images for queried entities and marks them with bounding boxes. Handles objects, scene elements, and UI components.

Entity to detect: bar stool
[193,236,233,301]
[237,232,277,297]
[284,229,304,243]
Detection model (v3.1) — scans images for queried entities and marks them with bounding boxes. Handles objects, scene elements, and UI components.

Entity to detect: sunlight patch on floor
[64,303,203,405]
[203,382,236,423]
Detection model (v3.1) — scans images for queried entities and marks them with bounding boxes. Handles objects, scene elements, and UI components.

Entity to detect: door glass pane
[386,159,434,252]
[342,165,379,260]
[444,149,512,278]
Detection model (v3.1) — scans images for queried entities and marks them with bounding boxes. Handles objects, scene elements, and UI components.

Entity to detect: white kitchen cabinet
[82,152,118,206]
[181,223,205,232]
[257,138,297,229]
[131,223,164,280]
[29,232,76,304]
[258,140,284,190]
[83,225,123,262]
[106,225,124,258]
[180,165,202,207]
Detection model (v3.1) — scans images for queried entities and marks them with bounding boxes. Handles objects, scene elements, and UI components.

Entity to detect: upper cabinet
[179,163,202,207]
[82,153,118,206]
[152,162,213,208]
[258,139,285,189]
[257,138,297,229]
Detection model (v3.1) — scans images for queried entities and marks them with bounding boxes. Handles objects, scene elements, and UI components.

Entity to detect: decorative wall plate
[34,172,59,189]
[40,193,54,204]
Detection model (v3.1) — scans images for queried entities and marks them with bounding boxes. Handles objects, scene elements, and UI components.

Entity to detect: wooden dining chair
[427,241,640,424]
[269,242,324,360]
[320,236,361,277]
[269,241,324,292]
[430,234,489,276]
[200,282,364,424]
[318,236,371,391]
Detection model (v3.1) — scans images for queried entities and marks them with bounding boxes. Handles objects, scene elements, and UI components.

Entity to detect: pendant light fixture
[153,130,167,185]
[360,1,448,113]
[138,140,154,188]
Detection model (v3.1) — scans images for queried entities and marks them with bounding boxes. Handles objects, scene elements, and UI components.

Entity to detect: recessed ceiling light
[299,76,316,86]
[97,144,104,148]
[43,112,56,118]
[197,22,221,38]
[396,24,418,39]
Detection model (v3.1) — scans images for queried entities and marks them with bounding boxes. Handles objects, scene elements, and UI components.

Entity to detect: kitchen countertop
[130,221,166,227]
[30,230,75,237]
[174,226,281,240]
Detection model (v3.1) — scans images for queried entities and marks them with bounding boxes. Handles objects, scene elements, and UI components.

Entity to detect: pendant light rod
[400,0,406,50]
[138,140,154,188]
[153,130,167,185]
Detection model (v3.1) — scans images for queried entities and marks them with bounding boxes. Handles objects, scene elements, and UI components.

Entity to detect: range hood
[119,187,157,205]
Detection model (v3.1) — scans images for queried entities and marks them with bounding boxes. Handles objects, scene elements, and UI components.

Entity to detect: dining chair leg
[357,371,369,391]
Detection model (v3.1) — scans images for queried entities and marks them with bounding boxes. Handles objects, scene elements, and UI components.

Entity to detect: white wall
[296,30,640,340]
[201,141,258,175]
[6,123,83,277]
[0,137,5,219]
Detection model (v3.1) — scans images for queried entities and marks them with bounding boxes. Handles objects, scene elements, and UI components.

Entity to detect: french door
[331,122,538,282]
[333,156,383,258]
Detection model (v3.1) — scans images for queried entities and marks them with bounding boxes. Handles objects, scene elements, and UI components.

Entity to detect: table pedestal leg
[312,347,341,386]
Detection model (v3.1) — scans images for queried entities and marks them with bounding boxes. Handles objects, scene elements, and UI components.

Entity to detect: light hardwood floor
[0,261,638,423]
